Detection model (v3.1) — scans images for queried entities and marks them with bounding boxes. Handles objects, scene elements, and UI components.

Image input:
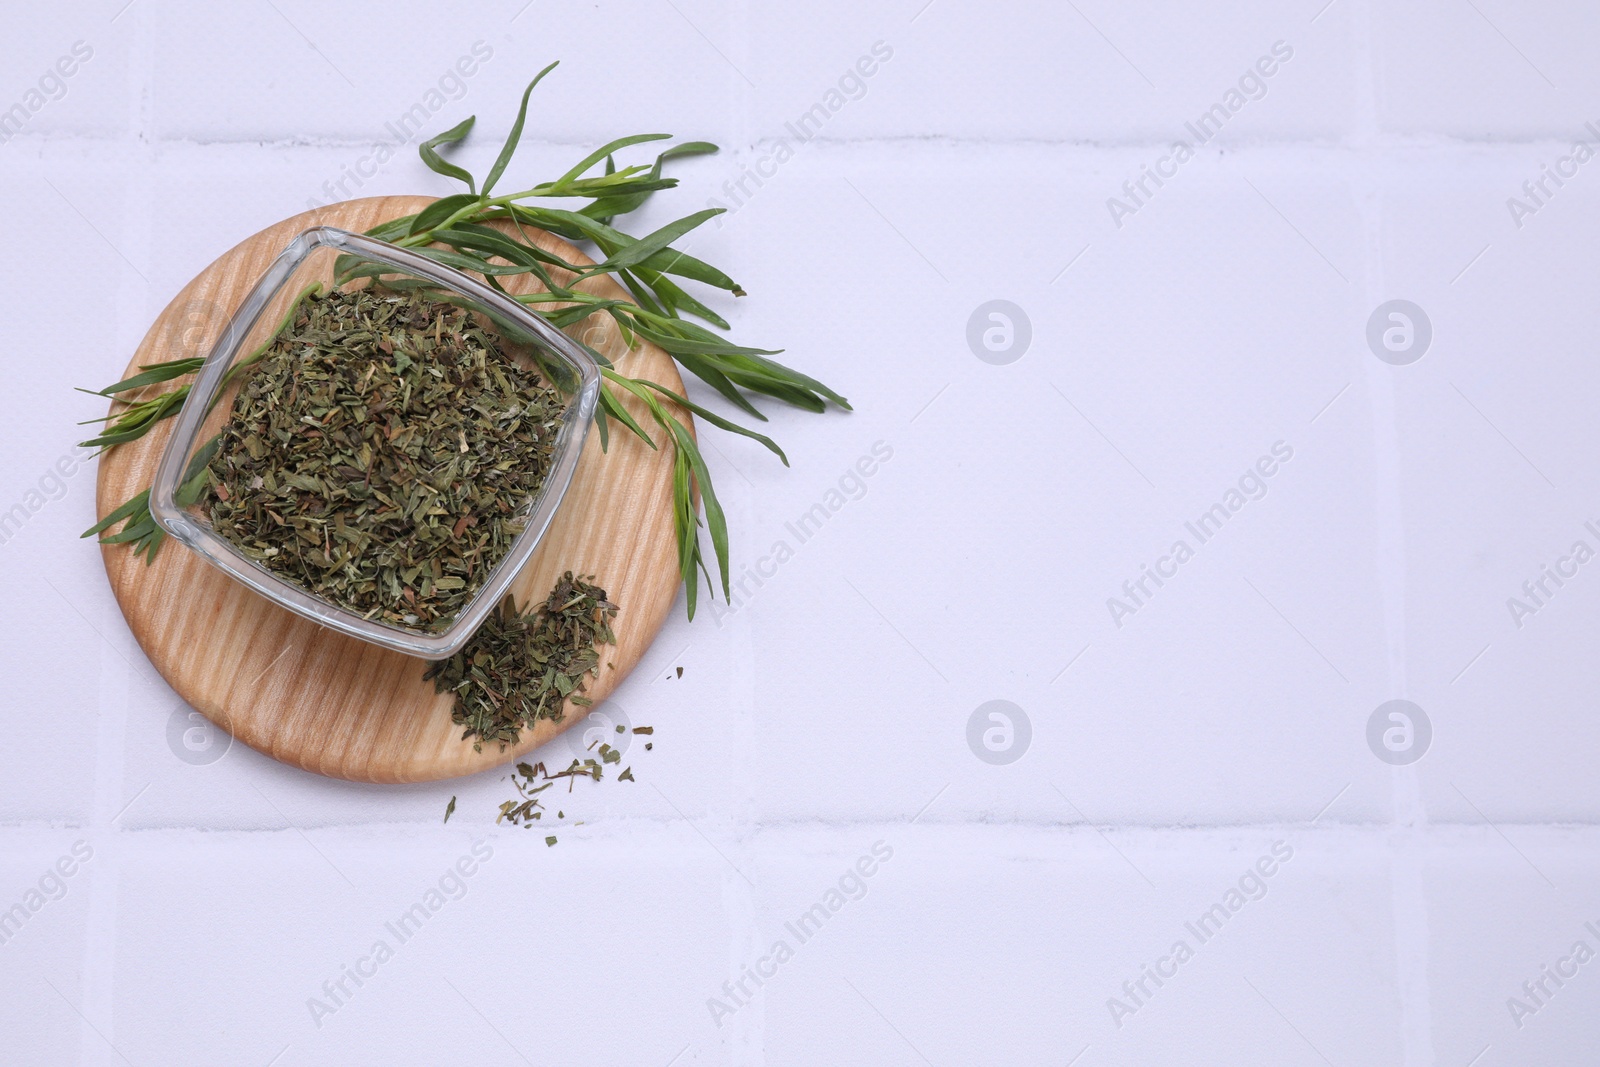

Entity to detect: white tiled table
[4,2,1598,1063]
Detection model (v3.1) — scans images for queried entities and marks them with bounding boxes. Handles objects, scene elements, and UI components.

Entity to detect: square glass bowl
[149,226,600,658]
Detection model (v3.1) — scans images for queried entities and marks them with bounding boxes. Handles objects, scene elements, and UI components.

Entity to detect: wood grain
[94,196,686,782]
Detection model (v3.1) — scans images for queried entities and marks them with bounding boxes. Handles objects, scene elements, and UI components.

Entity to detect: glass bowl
[149,226,600,658]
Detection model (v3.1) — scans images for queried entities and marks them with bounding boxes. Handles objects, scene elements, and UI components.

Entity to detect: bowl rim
[148,225,602,658]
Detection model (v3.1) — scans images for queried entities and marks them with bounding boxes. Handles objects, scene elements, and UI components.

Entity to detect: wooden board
[95,196,686,782]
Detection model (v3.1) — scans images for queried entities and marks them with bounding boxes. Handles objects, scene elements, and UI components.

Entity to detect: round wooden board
[95,196,686,782]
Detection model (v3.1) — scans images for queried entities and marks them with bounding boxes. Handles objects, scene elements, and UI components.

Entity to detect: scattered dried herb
[493,755,622,826]
[425,571,617,750]
[203,286,564,630]
[443,795,456,823]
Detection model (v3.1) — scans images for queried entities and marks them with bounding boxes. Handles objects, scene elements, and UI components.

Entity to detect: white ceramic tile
[747,0,1358,143]
[1,9,134,142]
[112,830,735,1064]
[142,0,740,147]
[1377,156,1600,822]
[1423,834,1600,1065]
[750,826,1401,1065]
[0,836,97,1066]
[1374,0,1596,139]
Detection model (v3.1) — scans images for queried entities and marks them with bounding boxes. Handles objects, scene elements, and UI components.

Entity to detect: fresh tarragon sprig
[80,61,848,619]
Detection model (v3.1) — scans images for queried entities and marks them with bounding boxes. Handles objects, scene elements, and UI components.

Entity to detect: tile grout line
[77,9,157,1066]
[728,9,760,1064]
[9,817,1600,837]
[16,131,1600,152]
[79,600,131,1067]
[1346,1,1436,1060]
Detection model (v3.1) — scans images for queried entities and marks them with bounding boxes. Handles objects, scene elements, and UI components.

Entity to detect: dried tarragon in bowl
[203,286,564,630]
